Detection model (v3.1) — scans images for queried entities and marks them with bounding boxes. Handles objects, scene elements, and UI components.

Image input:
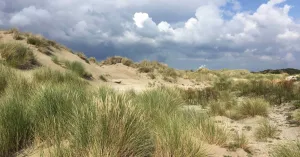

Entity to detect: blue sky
[0,0,300,71]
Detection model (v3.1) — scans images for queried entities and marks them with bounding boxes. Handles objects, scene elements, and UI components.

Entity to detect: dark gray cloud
[0,0,300,71]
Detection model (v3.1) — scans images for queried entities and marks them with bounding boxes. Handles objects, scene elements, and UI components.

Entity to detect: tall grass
[1,65,228,157]
[33,68,86,86]
[0,42,38,69]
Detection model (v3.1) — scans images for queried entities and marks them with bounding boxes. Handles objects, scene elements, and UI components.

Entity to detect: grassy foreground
[0,64,226,157]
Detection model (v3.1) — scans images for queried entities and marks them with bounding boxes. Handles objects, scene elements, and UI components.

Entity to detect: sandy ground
[209,104,300,157]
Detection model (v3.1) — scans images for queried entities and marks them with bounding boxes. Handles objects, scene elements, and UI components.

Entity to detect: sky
[0,0,300,71]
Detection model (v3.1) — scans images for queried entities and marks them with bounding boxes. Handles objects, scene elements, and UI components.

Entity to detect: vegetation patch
[100,56,134,67]
[238,98,269,118]
[65,61,92,79]
[0,42,38,69]
[76,52,90,64]
[255,119,278,141]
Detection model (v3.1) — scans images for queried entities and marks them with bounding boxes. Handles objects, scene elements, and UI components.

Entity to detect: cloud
[0,0,300,70]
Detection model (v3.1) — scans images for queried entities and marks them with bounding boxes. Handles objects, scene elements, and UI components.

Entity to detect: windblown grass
[0,65,229,157]
[0,42,38,69]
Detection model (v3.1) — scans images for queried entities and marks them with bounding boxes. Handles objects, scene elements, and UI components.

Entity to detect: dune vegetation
[0,29,300,156]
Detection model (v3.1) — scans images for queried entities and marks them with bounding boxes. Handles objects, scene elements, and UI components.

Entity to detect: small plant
[238,98,269,118]
[228,132,250,153]
[255,119,278,141]
[65,61,92,79]
[99,75,107,82]
[0,42,38,69]
[271,141,300,157]
[76,52,89,64]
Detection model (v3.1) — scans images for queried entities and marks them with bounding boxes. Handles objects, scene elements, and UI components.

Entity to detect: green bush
[0,42,38,69]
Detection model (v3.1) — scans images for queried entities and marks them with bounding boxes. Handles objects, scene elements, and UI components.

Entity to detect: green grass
[0,42,38,69]
[33,68,86,86]
[271,141,300,157]
[65,61,92,79]
[238,98,269,118]
[27,36,47,47]
[0,64,233,157]
[255,119,278,141]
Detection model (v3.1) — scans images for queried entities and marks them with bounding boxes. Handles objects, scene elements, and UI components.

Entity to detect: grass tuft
[0,42,38,69]
[255,119,278,141]
[65,61,92,79]
[238,98,269,118]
